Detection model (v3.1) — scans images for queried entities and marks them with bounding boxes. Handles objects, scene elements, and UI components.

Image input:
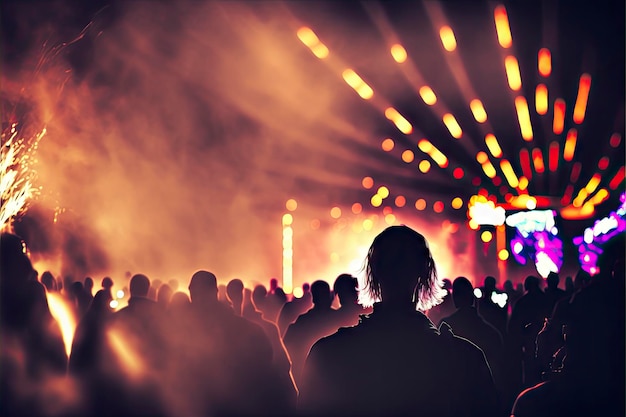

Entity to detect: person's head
[101,277,114,289]
[170,291,190,309]
[129,274,150,298]
[91,289,113,314]
[524,275,541,292]
[452,277,474,309]
[227,279,244,313]
[84,277,94,292]
[503,279,514,292]
[333,274,358,306]
[311,280,333,308]
[546,272,560,289]
[252,284,267,310]
[157,284,173,306]
[269,278,278,292]
[188,270,218,303]
[483,276,497,290]
[363,225,444,311]
[41,271,57,292]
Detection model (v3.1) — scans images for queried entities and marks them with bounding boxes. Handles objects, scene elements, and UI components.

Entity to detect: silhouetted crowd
[1,227,624,417]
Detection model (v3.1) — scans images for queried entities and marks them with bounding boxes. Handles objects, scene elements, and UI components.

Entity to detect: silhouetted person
[101,276,113,298]
[563,276,574,297]
[333,273,369,328]
[226,278,244,316]
[426,278,455,325]
[544,272,567,312]
[71,281,92,318]
[41,270,58,292]
[284,280,340,389]
[299,226,498,417]
[156,283,173,309]
[504,279,523,313]
[277,283,313,337]
[508,275,550,389]
[170,290,190,310]
[265,285,287,323]
[477,276,508,336]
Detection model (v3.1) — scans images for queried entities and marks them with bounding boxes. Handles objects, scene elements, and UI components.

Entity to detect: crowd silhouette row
[1,226,624,417]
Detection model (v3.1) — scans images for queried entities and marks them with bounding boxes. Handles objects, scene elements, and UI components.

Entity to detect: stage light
[286,199,298,211]
[390,43,408,63]
[443,113,463,138]
[538,48,551,77]
[470,99,488,123]
[485,134,503,158]
[419,86,437,105]
[382,138,395,151]
[515,96,533,140]
[402,150,415,163]
[505,56,522,90]
[494,5,512,48]
[385,107,413,134]
[563,129,577,161]
[362,176,374,189]
[573,74,591,124]
[535,84,548,115]
[553,98,565,135]
[439,25,457,51]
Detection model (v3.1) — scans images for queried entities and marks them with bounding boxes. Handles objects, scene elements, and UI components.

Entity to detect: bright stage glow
[538,48,552,77]
[505,56,522,90]
[535,84,548,115]
[390,43,408,63]
[443,113,463,138]
[419,86,437,105]
[485,134,502,158]
[514,96,533,141]
[439,25,457,52]
[553,98,566,135]
[563,129,577,161]
[384,107,413,134]
[46,291,77,357]
[470,99,488,123]
[573,74,591,124]
[494,5,513,48]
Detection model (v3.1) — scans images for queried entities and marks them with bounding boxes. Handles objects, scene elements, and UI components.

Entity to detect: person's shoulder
[511,381,553,417]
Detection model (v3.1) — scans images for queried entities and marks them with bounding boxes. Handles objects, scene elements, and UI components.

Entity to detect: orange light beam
[443,113,463,138]
[573,189,589,207]
[419,139,448,168]
[505,56,522,91]
[519,148,532,180]
[439,25,457,51]
[470,99,488,123]
[419,86,437,105]
[570,162,582,183]
[573,74,592,124]
[563,129,578,161]
[384,107,413,134]
[609,167,625,190]
[481,161,497,178]
[494,5,513,48]
[549,141,559,172]
[500,159,519,188]
[589,188,609,205]
[553,98,566,135]
[342,69,374,100]
[515,96,534,141]
[561,184,574,205]
[538,48,551,77]
[296,27,329,59]
[532,148,545,174]
[535,84,548,115]
[485,133,503,158]
[390,44,408,63]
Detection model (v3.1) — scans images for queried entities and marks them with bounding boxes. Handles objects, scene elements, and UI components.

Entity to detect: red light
[433,201,444,213]
[570,162,582,183]
[532,148,545,173]
[610,133,622,148]
[519,148,532,180]
[553,99,566,135]
[500,186,509,195]
[609,167,625,190]
[598,157,610,171]
[453,167,464,179]
[561,184,574,205]
[549,141,559,172]
[472,177,481,186]
[493,176,502,186]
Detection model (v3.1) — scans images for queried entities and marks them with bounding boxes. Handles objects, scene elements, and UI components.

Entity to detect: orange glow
[485,134,503,158]
[297,27,319,48]
[286,199,298,211]
[342,69,373,99]
[395,195,406,207]
[415,199,426,210]
[549,141,559,172]
[390,44,408,63]
[418,139,448,167]
[451,197,463,209]
[385,107,413,134]
[419,86,437,105]
[352,203,362,214]
[330,207,342,219]
[589,189,609,205]
[561,203,595,220]
[498,249,510,261]
[505,56,522,90]
[469,219,479,230]
[535,84,548,115]
[494,5,513,48]
[310,219,320,230]
[402,150,415,163]
[570,162,582,183]
[561,184,574,206]
[418,139,433,153]
[481,230,493,242]
[500,159,519,188]
[383,206,393,215]
[518,176,529,190]
[573,189,589,207]
[362,176,374,189]
[538,48,552,77]
[519,148,532,180]
[371,194,383,207]
[443,113,463,138]
[377,186,390,199]
[609,167,625,189]
[563,129,577,161]
[311,44,329,59]
[108,329,144,379]
[46,292,77,357]
[532,148,545,173]
[282,213,293,226]
[553,98,566,135]
[481,161,497,178]
[476,151,489,164]
[515,96,533,141]
[470,99,488,123]
[439,25,457,51]
[610,133,622,148]
[419,160,431,173]
[382,138,395,151]
[573,74,591,124]
[584,174,602,194]
[362,219,374,231]
[384,213,396,225]
[453,167,464,179]
[598,157,609,171]
[433,201,444,213]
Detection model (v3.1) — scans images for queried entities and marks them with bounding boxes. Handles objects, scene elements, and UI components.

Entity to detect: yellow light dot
[469,219,479,230]
[330,253,340,263]
[481,231,493,242]
[415,199,426,210]
[385,213,396,225]
[377,186,390,199]
[451,197,463,209]
[382,138,395,151]
[362,176,374,189]
[419,160,431,173]
[402,150,415,163]
[363,219,374,231]
[498,249,510,261]
[352,203,362,214]
[390,44,407,63]
[286,199,298,211]
[395,195,406,207]
[371,194,383,207]
[282,213,293,226]
[419,86,437,105]
[310,219,320,230]
[293,287,304,298]
[330,207,342,219]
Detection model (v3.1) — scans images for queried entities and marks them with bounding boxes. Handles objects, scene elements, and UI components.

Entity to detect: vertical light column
[282,213,294,294]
